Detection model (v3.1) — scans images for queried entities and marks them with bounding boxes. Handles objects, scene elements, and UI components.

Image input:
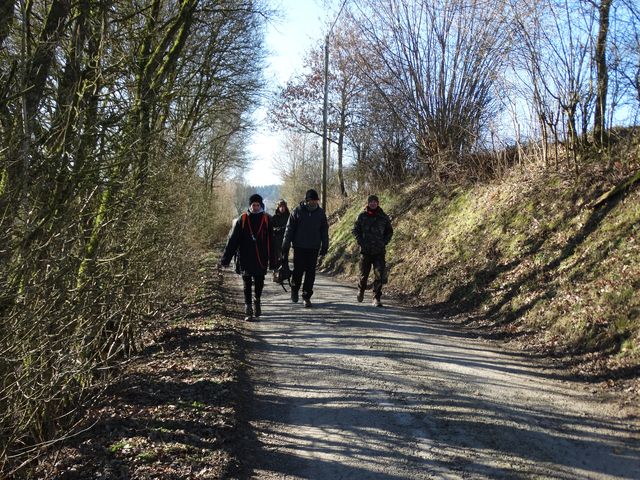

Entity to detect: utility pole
[321,0,348,212]
[322,34,329,211]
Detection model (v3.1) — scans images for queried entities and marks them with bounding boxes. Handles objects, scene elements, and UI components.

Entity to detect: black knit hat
[367,194,379,203]
[305,189,319,201]
[249,193,263,205]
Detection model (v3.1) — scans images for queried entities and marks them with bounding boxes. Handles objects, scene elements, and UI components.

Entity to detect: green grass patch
[327,153,640,367]
[109,440,129,453]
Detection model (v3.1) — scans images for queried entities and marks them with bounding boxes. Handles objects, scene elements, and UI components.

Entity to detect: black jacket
[282,202,329,255]
[353,207,393,255]
[272,210,290,244]
[221,210,276,276]
[272,210,289,259]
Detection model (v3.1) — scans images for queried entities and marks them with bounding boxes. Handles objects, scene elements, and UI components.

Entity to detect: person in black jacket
[352,194,393,307]
[220,193,276,320]
[272,199,290,262]
[281,189,329,308]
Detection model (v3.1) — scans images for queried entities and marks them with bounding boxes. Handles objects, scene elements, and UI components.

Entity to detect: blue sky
[246,0,331,186]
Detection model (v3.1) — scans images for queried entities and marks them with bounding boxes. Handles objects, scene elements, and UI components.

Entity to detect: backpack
[273,262,291,291]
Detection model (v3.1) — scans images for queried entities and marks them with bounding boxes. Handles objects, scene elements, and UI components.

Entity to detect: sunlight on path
[244,275,640,480]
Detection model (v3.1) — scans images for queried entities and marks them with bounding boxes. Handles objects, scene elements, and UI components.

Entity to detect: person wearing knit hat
[272,199,290,261]
[249,193,263,206]
[220,193,276,320]
[305,189,320,201]
[281,188,329,307]
[352,194,393,307]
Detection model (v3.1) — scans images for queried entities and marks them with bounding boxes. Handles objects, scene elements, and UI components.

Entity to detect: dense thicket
[0,0,266,472]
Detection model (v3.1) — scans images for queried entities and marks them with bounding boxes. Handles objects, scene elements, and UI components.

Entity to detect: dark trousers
[273,233,285,263]
[291,247,319,300]
[242,275,264,305]
[358,253,386,300]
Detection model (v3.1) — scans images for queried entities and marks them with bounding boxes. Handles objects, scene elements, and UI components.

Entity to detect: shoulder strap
[241,212,247,230]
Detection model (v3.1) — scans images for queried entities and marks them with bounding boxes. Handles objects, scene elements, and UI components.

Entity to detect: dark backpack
[273,262,291,291]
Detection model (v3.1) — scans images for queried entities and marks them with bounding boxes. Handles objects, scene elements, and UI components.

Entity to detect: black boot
[244,304,253,321]
[253,298,261,317]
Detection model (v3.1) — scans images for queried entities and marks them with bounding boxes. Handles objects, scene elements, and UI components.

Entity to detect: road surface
[240,274,639,479]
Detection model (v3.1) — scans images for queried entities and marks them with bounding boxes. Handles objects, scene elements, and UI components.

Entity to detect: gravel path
[243,274,639,479]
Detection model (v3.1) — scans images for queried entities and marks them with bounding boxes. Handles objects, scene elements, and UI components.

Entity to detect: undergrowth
[325,146,640,379]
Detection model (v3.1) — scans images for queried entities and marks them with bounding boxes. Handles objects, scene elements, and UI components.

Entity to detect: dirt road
[242,274,639,479]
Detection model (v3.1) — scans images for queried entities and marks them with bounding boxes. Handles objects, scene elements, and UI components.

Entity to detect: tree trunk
[593,0,612,150]
[337,109,347,197]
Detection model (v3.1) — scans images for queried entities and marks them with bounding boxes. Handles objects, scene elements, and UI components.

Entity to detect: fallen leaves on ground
[32,272,248,480]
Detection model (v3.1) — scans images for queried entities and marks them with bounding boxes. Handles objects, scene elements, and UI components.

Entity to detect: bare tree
[593,0,613,149]
[614,1,640,111]
[507,0,639,171]
[351,0,513,181]
[270,19,369,197]
[275,131,323,204]
[0,0,269,473]
[509,0,564,167]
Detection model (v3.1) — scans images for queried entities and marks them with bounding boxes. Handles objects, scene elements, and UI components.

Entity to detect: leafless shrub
[0,0,269,473]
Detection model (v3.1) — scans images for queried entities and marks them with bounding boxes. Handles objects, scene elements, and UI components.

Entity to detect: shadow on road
[242,275,640,479]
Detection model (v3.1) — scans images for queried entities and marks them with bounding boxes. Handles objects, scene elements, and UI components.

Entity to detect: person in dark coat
[281,189,329,308]
[352,194,393,307]
[220,193,276,320]
[272,199,290,262]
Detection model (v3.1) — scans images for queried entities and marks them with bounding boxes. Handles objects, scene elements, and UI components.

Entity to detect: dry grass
[326,139,640,391]
[17,254,251,480]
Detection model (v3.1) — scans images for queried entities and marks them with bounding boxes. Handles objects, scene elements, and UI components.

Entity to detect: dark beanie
[305,189,320,201]
[249,193,263,205]
[367,194,379,203]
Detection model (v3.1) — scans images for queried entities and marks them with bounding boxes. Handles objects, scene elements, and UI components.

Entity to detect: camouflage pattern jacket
[352,207,393,255]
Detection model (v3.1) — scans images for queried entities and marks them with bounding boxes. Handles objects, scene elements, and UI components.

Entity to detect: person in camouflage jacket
[352,194,393,307]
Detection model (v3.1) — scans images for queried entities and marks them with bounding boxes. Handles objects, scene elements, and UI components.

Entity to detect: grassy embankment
[324,143,639,380]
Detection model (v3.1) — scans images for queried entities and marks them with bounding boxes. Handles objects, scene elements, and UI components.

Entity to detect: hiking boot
[244,304,253,321]
[372,297,383,307]
[291,290,299,303]
[303,298,312,308]
[253,298,261,317]
[356,289,365,303]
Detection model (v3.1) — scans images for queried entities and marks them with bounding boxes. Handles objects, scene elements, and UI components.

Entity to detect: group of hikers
[220,189,393,321]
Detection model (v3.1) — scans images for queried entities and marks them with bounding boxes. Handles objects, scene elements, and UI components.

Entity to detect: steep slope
[324,155,639,388]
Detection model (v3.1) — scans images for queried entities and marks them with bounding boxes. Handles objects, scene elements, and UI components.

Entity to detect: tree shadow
[40,270,250,480]
[430,187,632,359]
[242,279,640,479]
